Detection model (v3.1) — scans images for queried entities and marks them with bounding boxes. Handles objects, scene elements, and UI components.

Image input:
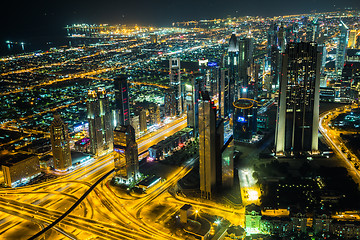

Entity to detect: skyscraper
[149,105,160,126]
[164,89,177,117]
[50,112,72,171]
[113,125,139,183]
[275,42,321,155]
[267,23,278,67]
[219,68,231,118]
[336,20,349,74]
[233,99,258,143]
[277,24,286,53]
[87,88,113,156]
[199,91,217,199]
[221,137,234,188]
[270,45,281,90]
[139,109,147,133]
[114,75,130,126]
[238,37,254,96]
[226,34,239,103]
[169,58,182,115]
[348,30,358,49]
[185,74,200,135]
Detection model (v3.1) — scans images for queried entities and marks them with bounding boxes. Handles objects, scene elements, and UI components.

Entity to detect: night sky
[1,0,360,39]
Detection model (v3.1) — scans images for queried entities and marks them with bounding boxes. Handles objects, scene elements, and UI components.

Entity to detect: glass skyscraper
[275,42,321,155]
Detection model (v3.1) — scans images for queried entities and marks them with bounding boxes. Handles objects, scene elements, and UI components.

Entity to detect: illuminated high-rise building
[275,42,321,155]
[348,30,357,49]
[336,20,349,74]
[130,115,140,138]
[267,23,278,66]
[185,74,200,135]
[87,88,113,156]
[50,113,72,171]
[317,44,327,75]
[149,105,160,126]
[150,34,157,44]
[306,19,320,42]
[113,125,139,183]
[238,37,254,96]
[219,68,231,118]
[139,109,147,133]
[221,137,234,188]
[233,99,258,143]
[169,58,182,115]
[226,34,239,103]
[199,91,233,197]
[200,60,220,98]
[164,89,177,117]
[277,24,286,53]
[114,75,130,126]
[270,45,281,89]
[199,91,219,199]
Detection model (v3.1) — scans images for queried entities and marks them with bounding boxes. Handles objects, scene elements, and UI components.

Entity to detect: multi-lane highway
[0,115,191,239]
[319,105,360,184]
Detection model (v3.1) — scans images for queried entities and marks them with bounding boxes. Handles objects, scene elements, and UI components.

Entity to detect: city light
[0,7,360,240]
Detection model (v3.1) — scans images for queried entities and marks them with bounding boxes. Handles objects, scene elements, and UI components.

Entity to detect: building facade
[233,99,258,143]
[114,75,130,126]
[275,42,321,155]
[185,74,200,135]
[336,20,349,74]
[113,125,139,183]
[87,88,113,156]
[169,58,182,115]
[199,92,217,199]
[50,113,72,170]
[2,154,40,188]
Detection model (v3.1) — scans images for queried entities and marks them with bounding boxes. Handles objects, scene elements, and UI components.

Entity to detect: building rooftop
[228,33,238,52]
[137,175,161,188]
[347,49,360,57]
[233,98,256,109]
[245,203,261,215]
[180,204,192,211]
[1,154,37,167]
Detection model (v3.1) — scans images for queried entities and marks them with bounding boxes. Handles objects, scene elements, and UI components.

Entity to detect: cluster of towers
[49,75,139,183]
[50,24,327,195]
[198,27,327,198]
[266,19,355,155]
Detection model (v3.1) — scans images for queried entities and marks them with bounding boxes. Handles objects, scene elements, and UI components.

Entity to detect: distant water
[0,35,102,57]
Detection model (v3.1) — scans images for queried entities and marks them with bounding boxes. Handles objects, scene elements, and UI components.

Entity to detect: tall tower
[348,30,357,49]
[50,113,72,170]
[220,68,231,118]
[233,99,258,143]
[199,92,217,199]
[336,20,349,74]
[164,89,177,118]
[275,42,321,155]
[267,23,278,67]
[185,74,200,135]
[277,24,286,53]
[139,109,147,133]
[226,34,239,108]
[238,37,254,96]
[87,88,113,156]
[169,58,182,115]
[114,75,130,126]
[113,125,139,183]
[270,45,281,90]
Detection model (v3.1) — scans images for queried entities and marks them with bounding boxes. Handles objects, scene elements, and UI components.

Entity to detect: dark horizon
[1,0,360,41]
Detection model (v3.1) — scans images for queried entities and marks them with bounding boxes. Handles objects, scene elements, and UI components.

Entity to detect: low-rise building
[180,204,193,224]
[148,127,193,160]
[245,204,262,233]
[2,154,41,187]
[331,220,360,239]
